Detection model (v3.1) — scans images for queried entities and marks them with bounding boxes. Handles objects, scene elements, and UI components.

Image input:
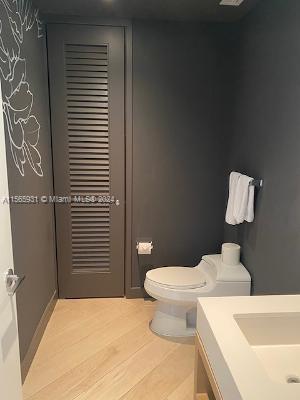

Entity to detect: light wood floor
[23,298,195,400]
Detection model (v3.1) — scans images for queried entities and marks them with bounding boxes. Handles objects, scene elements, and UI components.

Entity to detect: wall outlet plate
[220,0,244,6]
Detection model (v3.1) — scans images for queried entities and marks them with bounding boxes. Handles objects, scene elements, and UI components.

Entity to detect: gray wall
[0,1,57,361]
[225,0,300,294]
[131,21,233,293]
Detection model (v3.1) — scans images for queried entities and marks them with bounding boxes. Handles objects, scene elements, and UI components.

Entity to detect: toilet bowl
[144,254,251,337]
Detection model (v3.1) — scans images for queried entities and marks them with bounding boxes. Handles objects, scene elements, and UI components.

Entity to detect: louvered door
[48,24,125,298]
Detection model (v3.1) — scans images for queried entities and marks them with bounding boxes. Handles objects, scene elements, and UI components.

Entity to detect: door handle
[110,196,120,206]
[5,269,25,296]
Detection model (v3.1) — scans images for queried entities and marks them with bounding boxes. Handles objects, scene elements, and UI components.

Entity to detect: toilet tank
[199,254,251,297]
[202,254,251,283]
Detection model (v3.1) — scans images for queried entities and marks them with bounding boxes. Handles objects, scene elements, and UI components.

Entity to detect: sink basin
[235,312,300,385]
[197,295,300,400]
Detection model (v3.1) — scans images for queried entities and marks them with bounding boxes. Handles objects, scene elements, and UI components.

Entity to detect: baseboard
[21,291,57,382]
[126,286,146,299]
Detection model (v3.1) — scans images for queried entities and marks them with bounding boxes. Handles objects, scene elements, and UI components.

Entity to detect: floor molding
[21,291,57,382]
[126,286,145,299]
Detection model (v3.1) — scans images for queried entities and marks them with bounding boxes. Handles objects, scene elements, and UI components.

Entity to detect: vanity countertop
[197,295,300,400]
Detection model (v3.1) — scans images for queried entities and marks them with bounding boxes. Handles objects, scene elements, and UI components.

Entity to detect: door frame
[45,16,137,298]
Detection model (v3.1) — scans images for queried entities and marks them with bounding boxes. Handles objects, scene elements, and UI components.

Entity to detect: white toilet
[144,253,251,337]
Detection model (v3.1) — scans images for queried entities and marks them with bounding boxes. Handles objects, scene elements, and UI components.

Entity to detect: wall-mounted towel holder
[250,179,263,188]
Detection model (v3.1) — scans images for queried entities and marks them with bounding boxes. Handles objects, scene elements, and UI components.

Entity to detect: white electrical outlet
[220,0,245,6]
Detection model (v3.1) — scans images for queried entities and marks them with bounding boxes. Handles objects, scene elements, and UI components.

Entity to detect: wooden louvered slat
[68,101,108,108]
[69,126,108,130]
[64,43,111,272]
[66,44,107,53]
[69,138,108,143]
[68,113,108,121]
[68,125,108,131]
[69,140,108,145]
[66,51,108,58]
[66,81,108,89]
[71,208,109,214]
[71,183,110,188]
[71,206,109,211]
[73,257,110,261]
[72,236,110,240]
[69,144,109,149]
[68,110,108,116]
[69,162,109,168]
[68,95,108,101]
[72,222,110,228]
[69,136,108,141]
[66,58,108,65]
[70,171,109,177]
[70,172,109,177]
[70,176,109,181]
[67,83,108,90]
[73,247,110,252]
[66,54,108,61]
[66,71,108,78]
[66,65,108,73]
[67,89,108,96]
[72,228,110,233]
[67,85,108,90]
[71,191,110,195]
[69,141,109,146]
[67,107,108,113]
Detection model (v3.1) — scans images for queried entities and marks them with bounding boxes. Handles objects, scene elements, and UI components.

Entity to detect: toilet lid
[146,267,206,289]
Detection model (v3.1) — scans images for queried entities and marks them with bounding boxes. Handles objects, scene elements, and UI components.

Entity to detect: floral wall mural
[0,0,44,176]
[0,0,57,365]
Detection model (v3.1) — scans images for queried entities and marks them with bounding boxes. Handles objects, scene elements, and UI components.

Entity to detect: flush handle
[6,269,25,296]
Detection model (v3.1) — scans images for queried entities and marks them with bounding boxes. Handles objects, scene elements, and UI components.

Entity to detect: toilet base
[150,300,196,337]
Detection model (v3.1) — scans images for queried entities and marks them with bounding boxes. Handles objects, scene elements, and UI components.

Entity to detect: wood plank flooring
[23,298,195,400]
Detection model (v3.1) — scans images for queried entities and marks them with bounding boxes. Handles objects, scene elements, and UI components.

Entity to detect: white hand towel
[233,174,254,224]
[245,183,255,223]
[225,172,241,225]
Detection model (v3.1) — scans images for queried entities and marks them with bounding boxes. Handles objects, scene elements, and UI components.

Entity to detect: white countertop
[197,295,300,400]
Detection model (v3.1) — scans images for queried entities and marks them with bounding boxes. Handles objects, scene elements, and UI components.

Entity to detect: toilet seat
[146,267,207,289]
